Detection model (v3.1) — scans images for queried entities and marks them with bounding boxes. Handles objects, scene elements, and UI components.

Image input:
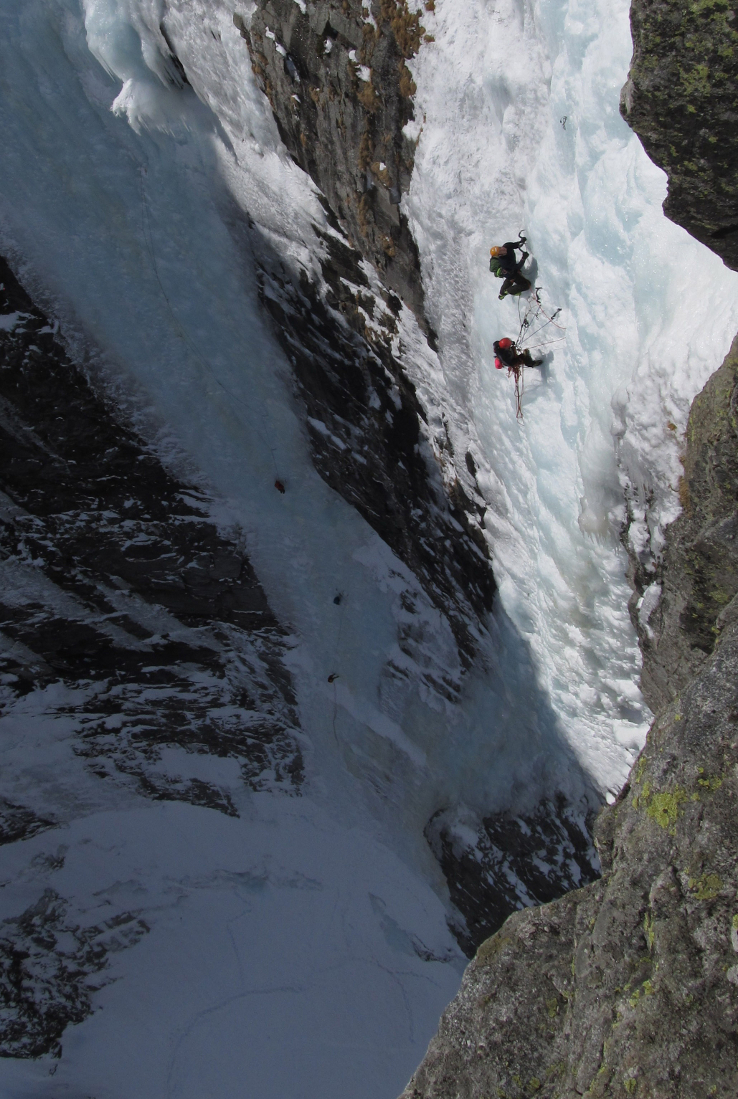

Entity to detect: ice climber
[493,338,542,370]
[489,236,531,298]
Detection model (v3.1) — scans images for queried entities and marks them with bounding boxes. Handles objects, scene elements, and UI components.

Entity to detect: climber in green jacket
[489,236,531,298]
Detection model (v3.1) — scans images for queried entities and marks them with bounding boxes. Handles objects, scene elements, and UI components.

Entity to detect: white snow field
[0,0,736,1095]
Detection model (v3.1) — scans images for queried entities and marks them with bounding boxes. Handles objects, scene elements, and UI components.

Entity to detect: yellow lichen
[689,873,722,900]
[645,787,688,830]
[696,771,723,792]
[680,474,694,507]
[357,81,379,113]
[358,128,374,170]
[476,933,512,965]
[380,0,425,58]
[644,911,655,950]
[398,60,417,98]
[370,160,391,185]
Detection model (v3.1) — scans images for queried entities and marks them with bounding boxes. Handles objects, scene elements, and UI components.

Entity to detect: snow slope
[0,800,461,1099]
[0,0,736,1095]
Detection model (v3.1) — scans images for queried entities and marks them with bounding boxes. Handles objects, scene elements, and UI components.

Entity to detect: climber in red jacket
[493,338,543,370]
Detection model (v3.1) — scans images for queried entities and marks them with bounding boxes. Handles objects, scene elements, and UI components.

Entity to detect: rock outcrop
[0,254,303,818]
[631,335,738,713]
[249,219,495,669]
[0,889,148,1059]
[621,0,738,268]
[204,1,499,669]
[237,0,428,324]
[425,797,600,958]
[0,253,305,1055]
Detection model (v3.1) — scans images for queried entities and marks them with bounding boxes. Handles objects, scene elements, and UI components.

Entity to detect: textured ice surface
[405,0,738,792]
[1,0,737,1094]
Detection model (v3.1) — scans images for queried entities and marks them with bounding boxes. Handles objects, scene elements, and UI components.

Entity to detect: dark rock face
[425,797,600,957]
[0,801,55,847]
[399,333,738,1098]
[0,888,148,1058]
[0,254,302,820]
[250,220,495,667]
[237,0,429,324]
[630,335,738,713]
[217,2,497,664]
[621,0,738,270]
[183,0,500,667]
[401,619,738,1098]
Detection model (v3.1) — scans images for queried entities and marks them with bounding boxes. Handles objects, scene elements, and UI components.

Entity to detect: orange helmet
[489,246,505,257]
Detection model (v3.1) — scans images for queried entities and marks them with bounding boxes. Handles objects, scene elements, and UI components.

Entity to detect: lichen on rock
[621,0,738,269]
[400,605,738,1096]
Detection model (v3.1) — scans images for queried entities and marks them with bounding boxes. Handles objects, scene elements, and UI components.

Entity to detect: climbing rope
[498,288,567,421]
[509,363,524,421]
[516,287,565,351]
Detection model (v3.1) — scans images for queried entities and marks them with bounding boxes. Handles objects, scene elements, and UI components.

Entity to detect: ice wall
[405,0,738,795]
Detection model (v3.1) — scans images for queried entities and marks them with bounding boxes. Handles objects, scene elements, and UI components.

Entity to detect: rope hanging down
[516,287,565,350]
[504,288,567,421]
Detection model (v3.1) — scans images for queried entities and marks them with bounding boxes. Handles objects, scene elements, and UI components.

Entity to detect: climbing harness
[499,288,567,421]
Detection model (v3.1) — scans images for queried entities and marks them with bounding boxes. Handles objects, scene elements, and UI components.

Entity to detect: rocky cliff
[399,1,738,1093]
[237,0,428,324]
[224,0,497,670]
[0,256,303,1055]
[621,0,738,267]
[631,336,738,714]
